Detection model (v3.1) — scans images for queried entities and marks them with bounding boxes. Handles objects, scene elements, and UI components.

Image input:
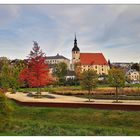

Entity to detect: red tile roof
[80,53,108,65]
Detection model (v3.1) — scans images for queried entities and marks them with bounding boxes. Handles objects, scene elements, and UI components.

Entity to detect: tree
[19,41,49,95]
[9,67,20,93]
[108,59,111,69]
[108,68,125,102]
[80,69,98,102]
[131,63,140,71]
[53,62,67,85]
[0,62,20,92]
[10,59,27,72]
[0,63,11,89]
[19,68,29,87]
[0,57,9,71]
[137,70,140,95]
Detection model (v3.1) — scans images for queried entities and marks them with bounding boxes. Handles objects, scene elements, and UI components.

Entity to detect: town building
[126,69,140,83]
[46,53,70,73]
[71,35,110,75]
[111,62,133,71]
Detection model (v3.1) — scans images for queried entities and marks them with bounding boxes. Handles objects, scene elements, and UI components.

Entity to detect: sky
[0,4,140,63]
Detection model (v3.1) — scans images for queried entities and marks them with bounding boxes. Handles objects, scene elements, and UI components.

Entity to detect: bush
[27,92,55,99]
[65,79,80,86]
[0,92,13,116]
[27,93,34,97]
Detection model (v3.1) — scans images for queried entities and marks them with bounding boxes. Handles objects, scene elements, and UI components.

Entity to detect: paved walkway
[5,92,140,105]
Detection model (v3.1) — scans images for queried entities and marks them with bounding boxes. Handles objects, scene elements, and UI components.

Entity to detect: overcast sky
[0,5,140,62]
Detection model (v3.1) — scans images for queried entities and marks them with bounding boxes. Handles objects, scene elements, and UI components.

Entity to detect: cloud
[0,5,139,62]
[0,5,20,27]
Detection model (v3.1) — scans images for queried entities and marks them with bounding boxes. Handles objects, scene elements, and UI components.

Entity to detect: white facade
[126,69,140,82]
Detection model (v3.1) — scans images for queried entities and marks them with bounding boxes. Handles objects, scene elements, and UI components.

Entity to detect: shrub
[27,92,34,97]
[27,92,55,99]
[0,92,13,116]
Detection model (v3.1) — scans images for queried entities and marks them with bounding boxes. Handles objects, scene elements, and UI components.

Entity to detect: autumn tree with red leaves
[19,41,49,95]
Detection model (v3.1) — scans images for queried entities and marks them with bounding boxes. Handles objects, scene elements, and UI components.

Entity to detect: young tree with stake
[80,69,98,102]
[108,68,125,103]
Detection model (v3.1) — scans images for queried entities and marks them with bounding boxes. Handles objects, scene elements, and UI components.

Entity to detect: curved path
[6,92,140,111]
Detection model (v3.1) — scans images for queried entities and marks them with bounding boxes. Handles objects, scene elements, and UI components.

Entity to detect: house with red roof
[71,35,110,75]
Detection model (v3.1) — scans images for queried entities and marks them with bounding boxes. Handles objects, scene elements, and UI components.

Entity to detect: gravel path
[5,92,140,105]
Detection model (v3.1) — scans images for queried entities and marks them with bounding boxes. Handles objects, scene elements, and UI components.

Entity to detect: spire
[72,33,80,52]
[74,33,77,45]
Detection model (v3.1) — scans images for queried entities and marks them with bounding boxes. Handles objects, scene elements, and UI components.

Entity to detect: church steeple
[71,33,80,70]
[74,33,77,46]
[72,33,80,52]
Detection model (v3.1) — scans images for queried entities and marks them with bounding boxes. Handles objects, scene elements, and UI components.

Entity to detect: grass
[1,100,140,136]
[17,85,140,95]
[17,86,82,93]
[125,83,140,87]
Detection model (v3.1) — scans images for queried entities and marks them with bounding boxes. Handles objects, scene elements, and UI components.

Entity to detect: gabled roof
[80,53,108,65]
[47,54,69,60]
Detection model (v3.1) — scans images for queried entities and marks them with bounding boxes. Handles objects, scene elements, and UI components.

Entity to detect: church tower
[72,34,80,70]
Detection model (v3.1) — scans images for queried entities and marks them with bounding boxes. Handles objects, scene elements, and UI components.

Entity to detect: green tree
[108,59,111,69]
[80,69,98,102]
[10,67,20,93]
[138,71,140,94]
[0,63,20,92]
[108,68,125,102]
[131,63,140,71]
[0,63,11,89]
[0,57,9,71]
[53,62,68,85]
[10,59,27,72]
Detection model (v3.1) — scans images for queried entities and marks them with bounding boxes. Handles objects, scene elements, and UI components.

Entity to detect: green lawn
[17,84,140,93]
[17,86,82,93]
[0,100,140,136]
